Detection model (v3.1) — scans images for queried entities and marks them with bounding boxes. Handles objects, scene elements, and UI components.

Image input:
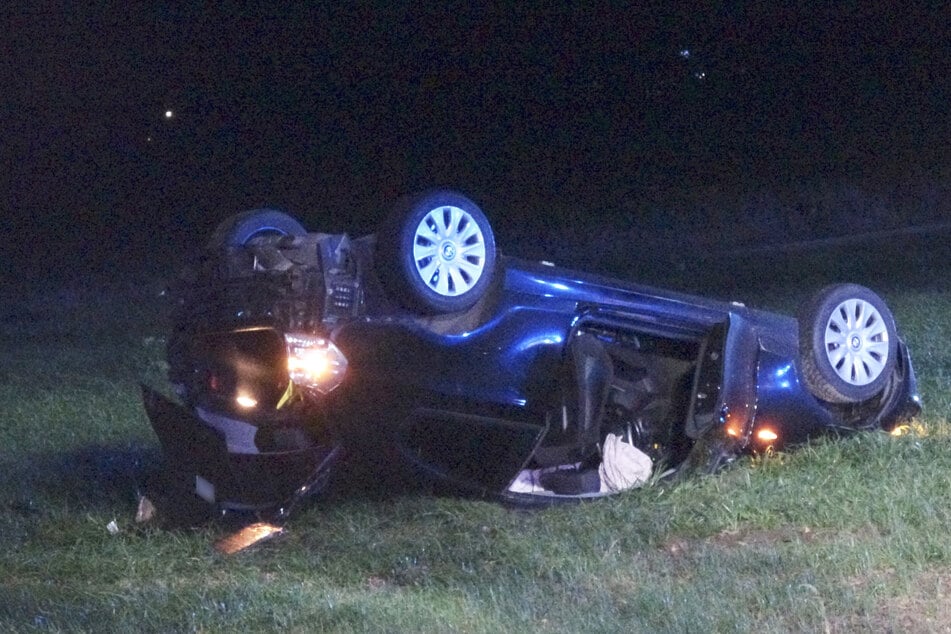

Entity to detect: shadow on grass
[3,441,443,530]
[2,444,160,516]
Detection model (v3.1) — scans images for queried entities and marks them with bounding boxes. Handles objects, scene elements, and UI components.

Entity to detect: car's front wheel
[798,284,898,403]
[377,189,497,313]
[207,209,307,248]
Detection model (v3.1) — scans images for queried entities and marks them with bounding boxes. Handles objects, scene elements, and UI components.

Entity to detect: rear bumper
[141,385,341,511]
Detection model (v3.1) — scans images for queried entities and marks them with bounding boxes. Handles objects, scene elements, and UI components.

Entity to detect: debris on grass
[214,522,285,555]
[135,494,156,524]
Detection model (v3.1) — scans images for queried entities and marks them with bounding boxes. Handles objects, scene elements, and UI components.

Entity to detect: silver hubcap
[824,298,889,386]
[412,205,486,297]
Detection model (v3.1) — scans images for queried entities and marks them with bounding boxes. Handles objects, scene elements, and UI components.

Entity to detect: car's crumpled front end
[143,326,349,513]
[142,385,341,514]
[143,232,365,514]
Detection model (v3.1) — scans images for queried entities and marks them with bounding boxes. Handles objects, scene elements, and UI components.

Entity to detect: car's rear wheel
[208,209,307,248]
[798,284,898,403]
[378,189,497,313]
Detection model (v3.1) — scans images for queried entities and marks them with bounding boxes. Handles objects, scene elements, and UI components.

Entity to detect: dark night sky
[3,3,949,272]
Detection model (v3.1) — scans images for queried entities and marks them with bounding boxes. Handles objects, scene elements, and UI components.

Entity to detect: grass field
[1,233,949,633]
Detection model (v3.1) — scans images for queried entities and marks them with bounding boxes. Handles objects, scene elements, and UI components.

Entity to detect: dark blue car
[142,189,921,515]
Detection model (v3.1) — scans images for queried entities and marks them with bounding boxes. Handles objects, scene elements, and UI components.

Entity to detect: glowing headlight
[284,333,348,394]
[235,393,258,409]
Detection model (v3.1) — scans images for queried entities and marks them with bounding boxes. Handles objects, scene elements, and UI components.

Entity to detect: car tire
[377,189,497,313]
[207,209,307,248]
[798,284,898,404]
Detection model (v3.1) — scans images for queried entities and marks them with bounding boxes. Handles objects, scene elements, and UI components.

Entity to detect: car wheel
[378,189,497,313]
[798,284,898,403]
[207,209,307,248]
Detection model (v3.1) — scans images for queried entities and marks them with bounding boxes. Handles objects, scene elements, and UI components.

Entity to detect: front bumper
[141,385,341,511]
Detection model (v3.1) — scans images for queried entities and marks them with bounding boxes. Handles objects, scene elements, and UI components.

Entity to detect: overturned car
[142,189,921,515]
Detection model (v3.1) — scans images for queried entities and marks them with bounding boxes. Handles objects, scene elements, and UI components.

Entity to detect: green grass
[1,243,949,633]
